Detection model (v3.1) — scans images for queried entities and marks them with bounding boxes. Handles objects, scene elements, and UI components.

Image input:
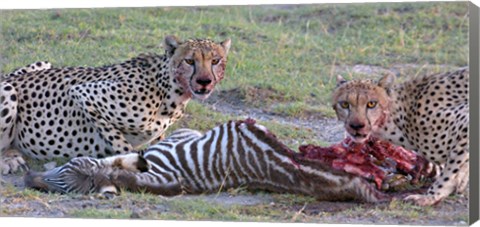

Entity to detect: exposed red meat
[298,137,436,191]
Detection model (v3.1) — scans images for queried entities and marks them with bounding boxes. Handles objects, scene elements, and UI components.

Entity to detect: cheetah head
[332,74,395,143]
[164,36,231,100]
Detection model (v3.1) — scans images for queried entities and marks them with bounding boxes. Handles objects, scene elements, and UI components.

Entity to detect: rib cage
[25,119,390,203]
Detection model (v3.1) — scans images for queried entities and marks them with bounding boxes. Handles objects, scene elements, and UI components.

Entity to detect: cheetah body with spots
[0,36,231,173]
[332,68,469,205]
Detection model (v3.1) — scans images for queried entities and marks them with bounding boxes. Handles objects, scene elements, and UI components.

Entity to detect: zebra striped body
[25,119,389,202]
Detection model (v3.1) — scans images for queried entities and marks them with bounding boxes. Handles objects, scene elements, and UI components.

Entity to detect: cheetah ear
[336,75,347,87]
[221,38,232,55]
[164,35,181,57]
[377,74,395,89]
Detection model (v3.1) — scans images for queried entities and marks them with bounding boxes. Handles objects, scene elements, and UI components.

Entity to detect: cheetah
[0,35,231,174]
[332,68,469,206]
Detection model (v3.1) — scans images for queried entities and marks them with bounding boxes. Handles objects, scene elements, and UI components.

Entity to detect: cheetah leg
[0,82,28,174]
[1,149,29,175]
[69,85,134,155]
[455,160,469,194]
[148,134,166,145]
[404,137,469,206]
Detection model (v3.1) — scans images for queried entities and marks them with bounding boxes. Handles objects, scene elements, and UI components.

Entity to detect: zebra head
[24,157,118,194]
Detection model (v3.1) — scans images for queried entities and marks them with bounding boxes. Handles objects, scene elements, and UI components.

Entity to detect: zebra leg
[108,170,184,196]
[105,128,203,196]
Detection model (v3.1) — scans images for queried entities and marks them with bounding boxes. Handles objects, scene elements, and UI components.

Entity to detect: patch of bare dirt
[211,86,293,108]
[282,196,469,225]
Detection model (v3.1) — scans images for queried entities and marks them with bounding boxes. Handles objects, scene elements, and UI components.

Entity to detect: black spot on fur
[1,108,9,117]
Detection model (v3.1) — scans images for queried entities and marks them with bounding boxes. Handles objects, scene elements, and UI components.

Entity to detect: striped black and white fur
[24,119,390,203]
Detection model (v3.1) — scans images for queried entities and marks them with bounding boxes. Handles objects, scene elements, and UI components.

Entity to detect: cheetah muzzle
[0,35,232,174]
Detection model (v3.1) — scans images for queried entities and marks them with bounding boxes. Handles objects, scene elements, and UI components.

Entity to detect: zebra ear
[336,75,347,87]
[164,35,181,57]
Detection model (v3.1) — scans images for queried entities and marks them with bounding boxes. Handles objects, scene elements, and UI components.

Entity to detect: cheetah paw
[403,194,441,206]
[1,149,29,174]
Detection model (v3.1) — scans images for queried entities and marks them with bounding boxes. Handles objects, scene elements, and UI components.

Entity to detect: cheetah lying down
[0,36,231,174]
[332,68,469,205]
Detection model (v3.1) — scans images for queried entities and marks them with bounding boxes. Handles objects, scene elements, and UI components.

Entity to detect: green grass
[0,3,468,118]
[69,208,133,219]
[272,102,336,119]
[0,2,469,223]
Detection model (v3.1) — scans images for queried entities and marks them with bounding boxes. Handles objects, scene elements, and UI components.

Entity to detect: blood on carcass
[298,137,435,191]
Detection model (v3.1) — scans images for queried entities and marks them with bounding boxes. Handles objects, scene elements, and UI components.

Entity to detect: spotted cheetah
[332,68,469,206]
[0,35,231,174]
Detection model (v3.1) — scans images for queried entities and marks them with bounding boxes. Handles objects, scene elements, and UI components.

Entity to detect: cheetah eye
[367,101,377,109]
[339,101,349,109]
[211,59,220,65]
[184,59,195,65]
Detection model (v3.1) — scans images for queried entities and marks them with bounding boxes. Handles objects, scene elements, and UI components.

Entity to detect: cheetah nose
[196,78,212,86]
[349,123,365,130]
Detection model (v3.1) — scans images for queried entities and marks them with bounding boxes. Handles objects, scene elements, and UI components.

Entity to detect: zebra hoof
[95,192,117,200]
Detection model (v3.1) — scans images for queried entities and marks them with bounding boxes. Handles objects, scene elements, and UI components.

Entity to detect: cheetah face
[332,75,395,143]
[165,36,232,100]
